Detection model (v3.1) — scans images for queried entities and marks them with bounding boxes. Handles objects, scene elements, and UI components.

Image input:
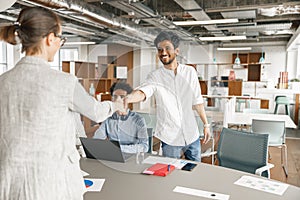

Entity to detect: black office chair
[217,128,274,178]
[147,128,153,154]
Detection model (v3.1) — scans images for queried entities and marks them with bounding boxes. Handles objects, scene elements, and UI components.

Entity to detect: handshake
[112,94,132,115]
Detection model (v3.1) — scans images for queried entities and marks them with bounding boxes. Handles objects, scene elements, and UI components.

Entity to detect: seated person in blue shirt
[94,82,149,153]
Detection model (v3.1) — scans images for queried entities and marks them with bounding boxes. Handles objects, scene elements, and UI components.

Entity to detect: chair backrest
[217,128,269,177]
[147,128,153,153]
[251,119,285,146]
[136,112,157,130]
[275,96,289,105]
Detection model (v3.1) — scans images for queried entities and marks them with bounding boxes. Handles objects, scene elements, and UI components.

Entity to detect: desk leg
[295,94,299,126]
[260,99,269,109]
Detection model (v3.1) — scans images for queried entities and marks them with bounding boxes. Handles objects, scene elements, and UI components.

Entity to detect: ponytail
[0,7,61,54]
[0,23,19,45]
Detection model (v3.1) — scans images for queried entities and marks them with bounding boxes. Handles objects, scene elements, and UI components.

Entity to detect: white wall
[88,44,107,63]
[264,46,287,84]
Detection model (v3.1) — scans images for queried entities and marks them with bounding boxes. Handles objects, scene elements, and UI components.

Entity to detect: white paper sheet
[84,178,105,192]
[234,175,289,195]
[142,156,188,169]
[173,186,230,200]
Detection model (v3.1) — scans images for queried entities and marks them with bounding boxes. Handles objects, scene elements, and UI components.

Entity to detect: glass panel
[0,42,7,63]
[0,42,7,75]
[0,64,7,75]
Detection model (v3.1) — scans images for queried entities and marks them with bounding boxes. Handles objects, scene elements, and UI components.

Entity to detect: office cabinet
[62,61,95,78]
[232,53,265,81]
[228,80,243,96]
[247,64,261,81]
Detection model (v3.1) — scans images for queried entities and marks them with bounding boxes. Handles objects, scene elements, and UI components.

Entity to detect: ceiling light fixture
[63,26,96,36]
[259,54,265,63]
[173,18,238,26]
[234,51,241,65]
[217,47,252,51]
[0,14,17,21]
[199,35,246,41]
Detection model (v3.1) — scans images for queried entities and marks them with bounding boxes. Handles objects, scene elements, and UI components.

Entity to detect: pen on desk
[167,164,170,172]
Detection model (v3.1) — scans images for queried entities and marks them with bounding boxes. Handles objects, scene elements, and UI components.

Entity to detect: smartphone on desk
[181,163,197,171]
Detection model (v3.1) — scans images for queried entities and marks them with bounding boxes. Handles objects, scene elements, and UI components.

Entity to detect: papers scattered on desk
[234,175,289,195]
[84,178,105,192]
[173,186,230,200]
[143,156,188,169]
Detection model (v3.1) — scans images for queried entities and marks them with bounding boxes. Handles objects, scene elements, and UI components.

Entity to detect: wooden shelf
[62,61,96,78]
[79,78,116,94]
[232,53,268,82]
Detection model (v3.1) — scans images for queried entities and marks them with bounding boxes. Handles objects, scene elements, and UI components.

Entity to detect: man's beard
[160,56,175,65]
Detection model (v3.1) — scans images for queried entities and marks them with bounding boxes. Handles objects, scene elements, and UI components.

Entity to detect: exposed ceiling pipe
[18,0,156,42]
[173,0,225,37]
[106,1,196,41]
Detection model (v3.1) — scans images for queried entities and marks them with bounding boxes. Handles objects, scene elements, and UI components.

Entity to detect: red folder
[143,163,175,176]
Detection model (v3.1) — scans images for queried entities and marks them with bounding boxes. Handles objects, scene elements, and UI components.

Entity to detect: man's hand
[202,127,211,144]
[112,98,126,113]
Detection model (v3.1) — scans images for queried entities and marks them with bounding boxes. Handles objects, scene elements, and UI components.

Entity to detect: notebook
[143,163,175,176]
[79,137,133,163]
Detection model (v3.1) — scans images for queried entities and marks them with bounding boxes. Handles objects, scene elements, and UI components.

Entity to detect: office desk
[81,157,300,200]
[227,113,297,129]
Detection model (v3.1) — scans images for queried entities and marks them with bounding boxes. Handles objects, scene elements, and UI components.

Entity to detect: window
[0,42,7,75]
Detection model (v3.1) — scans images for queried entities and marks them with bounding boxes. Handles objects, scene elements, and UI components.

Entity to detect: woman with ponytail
[0,7,123,200]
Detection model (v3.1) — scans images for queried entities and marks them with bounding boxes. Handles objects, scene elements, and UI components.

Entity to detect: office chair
[239,109,269,131]
[251,119,288,177]
[236,94,251,112]
[274,96,290,116]
[147,128,153,154]
[136,112,157,130]
[217,128,273,178]
[137,112,160,154]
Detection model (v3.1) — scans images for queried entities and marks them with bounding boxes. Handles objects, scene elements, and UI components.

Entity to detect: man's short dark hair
[154,31,180,49]
[110,82,133,95]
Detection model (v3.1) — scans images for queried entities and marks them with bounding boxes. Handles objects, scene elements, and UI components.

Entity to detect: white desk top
[81,156,300,200]
[227,113,297,129]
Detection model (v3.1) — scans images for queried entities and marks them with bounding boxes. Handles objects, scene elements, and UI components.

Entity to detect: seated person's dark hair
[110,82,133,95]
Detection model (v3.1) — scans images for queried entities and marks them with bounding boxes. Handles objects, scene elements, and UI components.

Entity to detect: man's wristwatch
[203,123,210,128]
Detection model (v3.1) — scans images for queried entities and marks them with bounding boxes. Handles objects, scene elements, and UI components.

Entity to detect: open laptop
[79,137,134,163]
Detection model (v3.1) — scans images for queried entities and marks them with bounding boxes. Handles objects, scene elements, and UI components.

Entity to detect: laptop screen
[79,137,133,163]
